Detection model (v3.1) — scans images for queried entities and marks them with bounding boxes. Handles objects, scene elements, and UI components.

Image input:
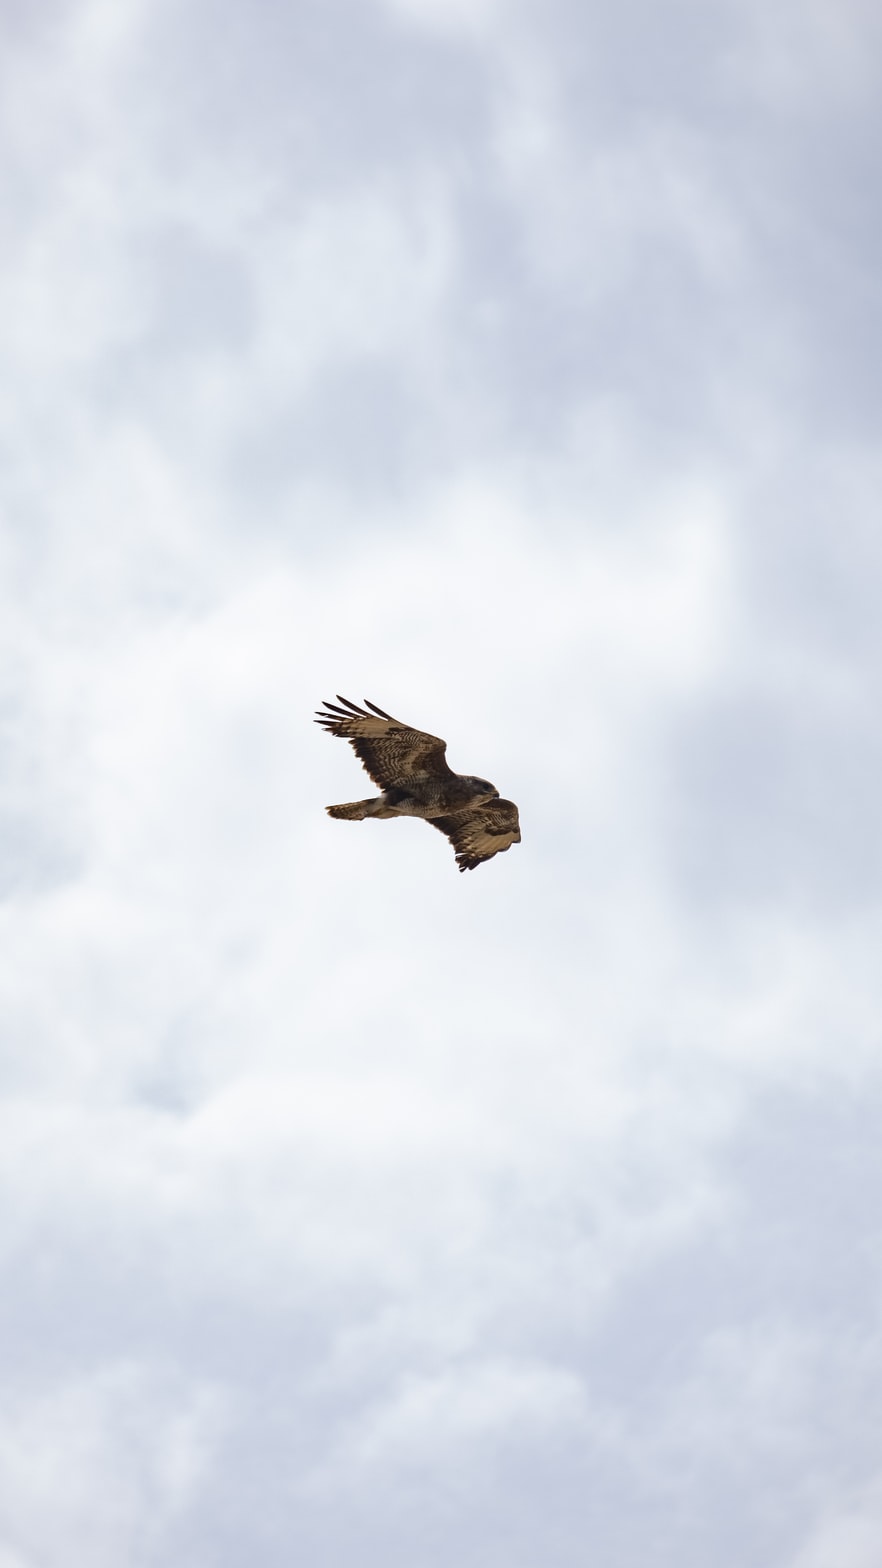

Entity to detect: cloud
[0,1363,225,1568]
[306,1357,586,1491]
[2,0,882,1563]
[791,1478,882,1568]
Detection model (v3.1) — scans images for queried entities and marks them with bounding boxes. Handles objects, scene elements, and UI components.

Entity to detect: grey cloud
[2,0,881,1563]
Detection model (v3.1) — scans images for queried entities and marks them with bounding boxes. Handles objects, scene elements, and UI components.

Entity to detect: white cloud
[307,1357,585,1490]
[493,104,749,299]
[791,1477,882,1568]
[0,1365,225,1568]
[723,0,882,108]
[2,0,882,1563]
[376,0,506,41]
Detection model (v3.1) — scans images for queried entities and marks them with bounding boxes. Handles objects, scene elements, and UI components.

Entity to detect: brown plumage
[316,697,521,872]
[427,800,523,872]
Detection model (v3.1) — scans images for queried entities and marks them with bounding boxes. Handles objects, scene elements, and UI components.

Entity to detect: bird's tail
[326,799,381,821]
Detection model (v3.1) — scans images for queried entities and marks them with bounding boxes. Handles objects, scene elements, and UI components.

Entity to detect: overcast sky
[2,1,882,1564]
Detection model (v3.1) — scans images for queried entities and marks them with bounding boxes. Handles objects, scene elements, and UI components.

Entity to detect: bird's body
[316,697,521,872]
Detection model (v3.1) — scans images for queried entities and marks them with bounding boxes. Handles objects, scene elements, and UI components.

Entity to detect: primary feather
[315,697,453,789]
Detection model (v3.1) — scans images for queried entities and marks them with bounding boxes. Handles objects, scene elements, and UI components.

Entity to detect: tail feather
[326,799,374,821]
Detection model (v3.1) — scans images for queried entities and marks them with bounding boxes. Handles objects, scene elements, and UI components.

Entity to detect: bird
[315,697,521,872]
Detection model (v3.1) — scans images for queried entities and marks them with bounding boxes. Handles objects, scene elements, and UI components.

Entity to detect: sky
[2,0,882,1563]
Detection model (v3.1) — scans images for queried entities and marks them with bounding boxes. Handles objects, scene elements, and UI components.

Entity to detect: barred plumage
[316,697,521,872]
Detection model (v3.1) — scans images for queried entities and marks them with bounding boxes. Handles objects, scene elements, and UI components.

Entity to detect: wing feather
[315,698,453,788]
[429,799,521,872]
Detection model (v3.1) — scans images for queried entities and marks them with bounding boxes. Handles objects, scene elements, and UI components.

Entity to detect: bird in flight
[316,697,521,872]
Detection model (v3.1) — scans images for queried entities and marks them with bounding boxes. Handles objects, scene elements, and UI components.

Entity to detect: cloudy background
[2,0,882,1562]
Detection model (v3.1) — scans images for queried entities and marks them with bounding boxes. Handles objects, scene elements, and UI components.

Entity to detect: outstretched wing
[315,697,454,789]
[429,799,521,872]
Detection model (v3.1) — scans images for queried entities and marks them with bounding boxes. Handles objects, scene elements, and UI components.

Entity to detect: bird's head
[467,777,500,804]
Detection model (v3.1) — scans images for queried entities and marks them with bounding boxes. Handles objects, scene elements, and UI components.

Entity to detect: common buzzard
[316,697,521,872]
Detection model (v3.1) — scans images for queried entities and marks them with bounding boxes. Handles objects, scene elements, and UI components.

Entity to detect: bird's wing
[428,799,521,872]
[315,697,453,788]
